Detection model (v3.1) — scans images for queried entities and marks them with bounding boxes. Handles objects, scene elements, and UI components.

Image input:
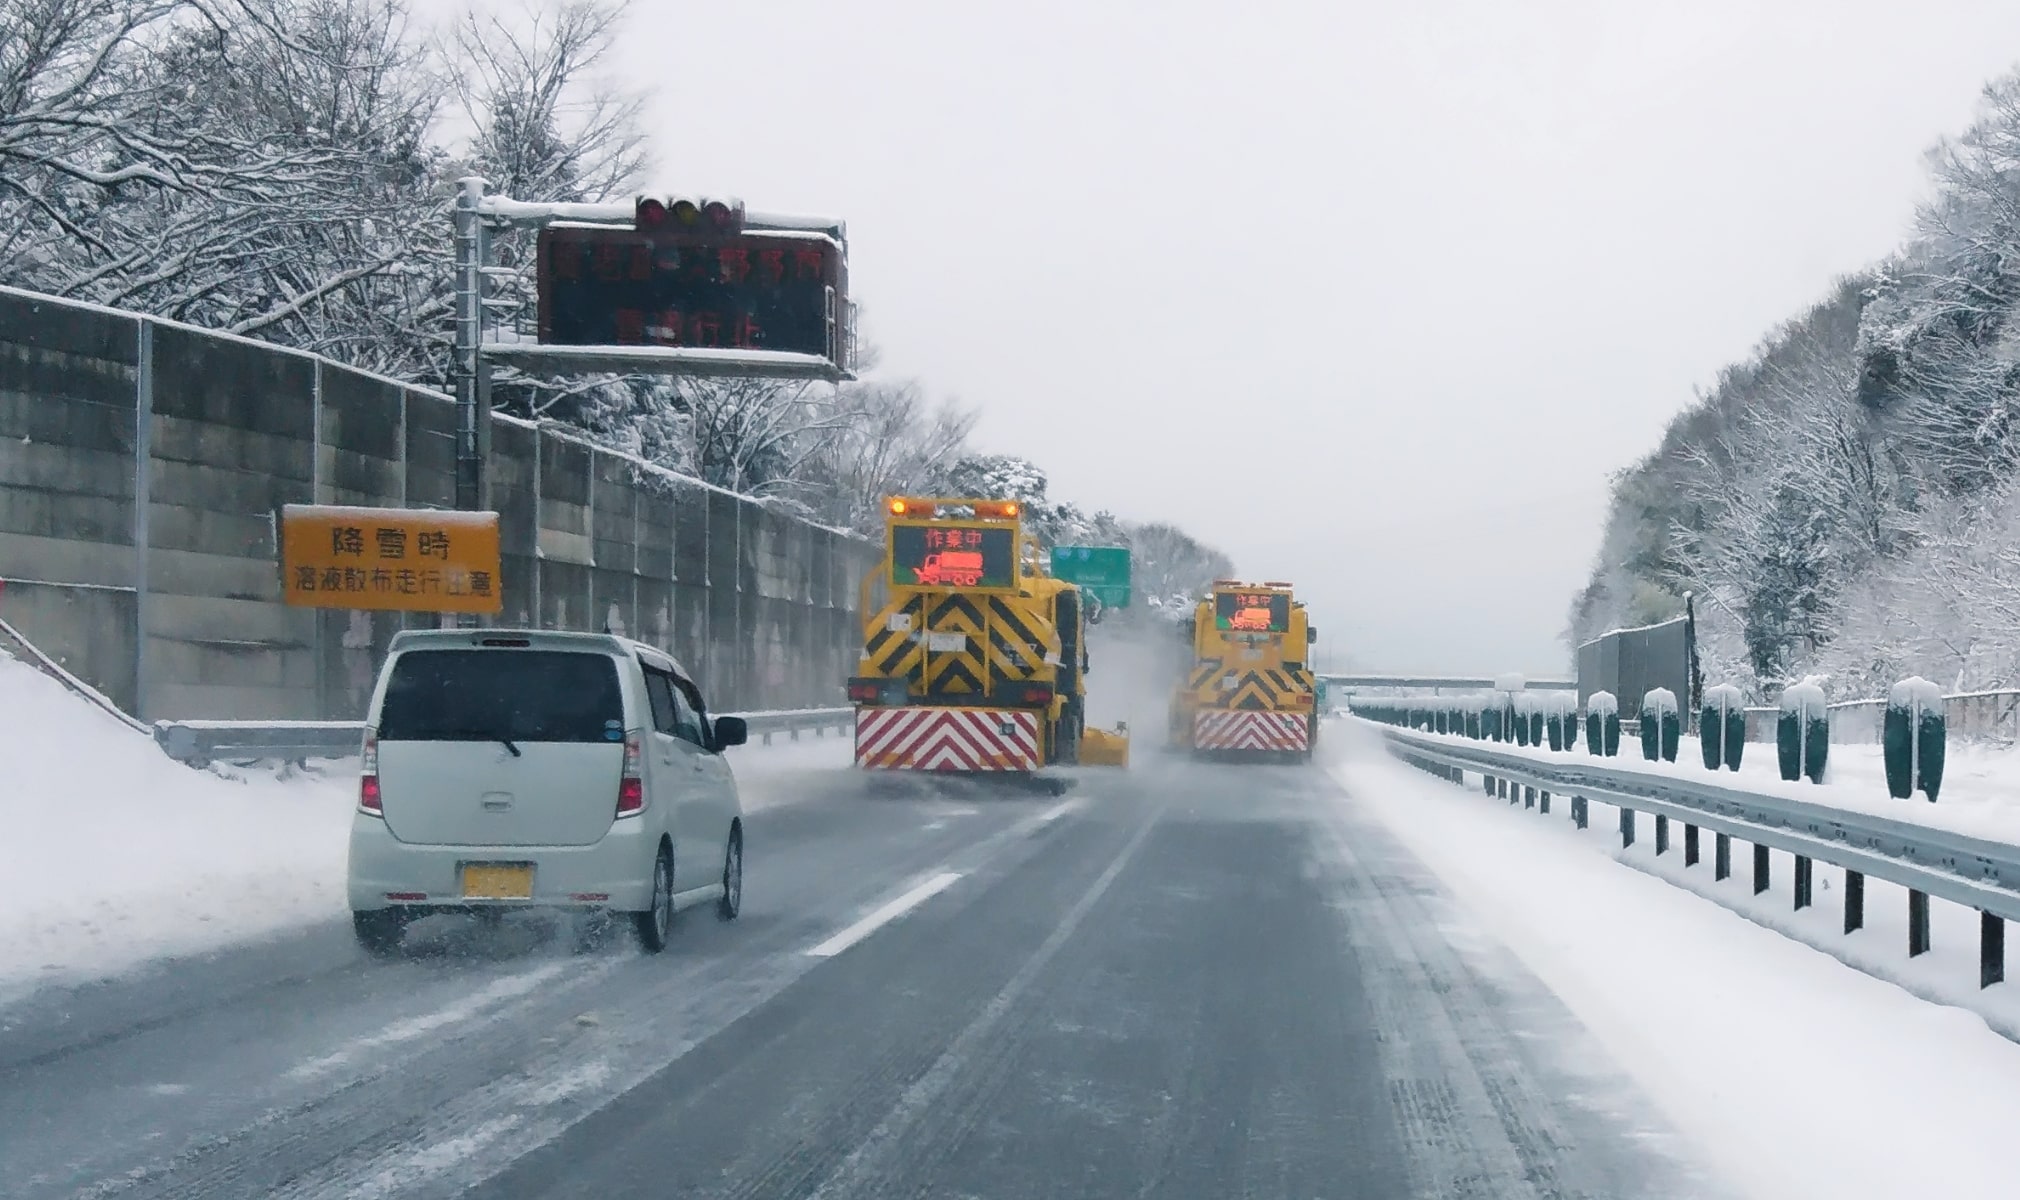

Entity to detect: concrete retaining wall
[0,285,877,720]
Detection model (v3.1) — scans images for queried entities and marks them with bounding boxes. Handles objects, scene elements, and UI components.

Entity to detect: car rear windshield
[377,650,624,743]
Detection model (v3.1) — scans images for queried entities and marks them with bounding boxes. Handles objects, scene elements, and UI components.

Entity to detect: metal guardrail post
[1984,914,2005,989]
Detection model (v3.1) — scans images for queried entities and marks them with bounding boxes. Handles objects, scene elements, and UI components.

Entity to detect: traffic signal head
[635,195,745,234]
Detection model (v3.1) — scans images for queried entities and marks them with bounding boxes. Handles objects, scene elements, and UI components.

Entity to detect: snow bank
[1330,730,2020,1200]
[0,651,356,1003]
[0,649,857,1003]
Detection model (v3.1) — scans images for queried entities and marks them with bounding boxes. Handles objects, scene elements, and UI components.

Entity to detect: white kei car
[346,629,746,955]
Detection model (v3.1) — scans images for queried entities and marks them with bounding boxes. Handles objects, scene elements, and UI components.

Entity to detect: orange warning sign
[279,504,502,613]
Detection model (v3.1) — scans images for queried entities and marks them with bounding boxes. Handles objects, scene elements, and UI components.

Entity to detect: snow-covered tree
[806,379,976,534]
[1572,64,2020,698]
[0,0,448,374]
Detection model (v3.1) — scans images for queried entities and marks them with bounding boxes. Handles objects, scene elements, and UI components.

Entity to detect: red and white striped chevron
[1193,710,1309,752]
[855,706,1041,772]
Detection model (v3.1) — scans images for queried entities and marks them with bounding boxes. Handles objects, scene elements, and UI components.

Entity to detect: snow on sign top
[1888,677,1944,711]
[1780,681,1828,716]
[1640,687,1678,717]
[280,504,498,528]
[279,505,502,615]
[1704,683,1745,711]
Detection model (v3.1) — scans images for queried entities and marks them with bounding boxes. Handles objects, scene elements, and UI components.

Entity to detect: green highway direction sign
[1051,545,1131,608]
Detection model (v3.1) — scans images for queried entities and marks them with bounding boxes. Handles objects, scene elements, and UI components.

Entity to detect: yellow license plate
[461,863,533,900]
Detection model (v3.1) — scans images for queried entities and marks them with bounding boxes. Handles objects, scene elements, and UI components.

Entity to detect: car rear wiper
[430,728,523,755]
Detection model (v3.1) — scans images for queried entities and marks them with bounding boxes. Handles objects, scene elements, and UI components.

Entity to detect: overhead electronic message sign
[536,199,848,368]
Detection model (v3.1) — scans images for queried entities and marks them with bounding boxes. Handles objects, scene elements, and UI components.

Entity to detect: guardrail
[153,707,857,768]
[1374,724,2019,991]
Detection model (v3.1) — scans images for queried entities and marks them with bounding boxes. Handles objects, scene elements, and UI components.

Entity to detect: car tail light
[848,681,881,703]
[1021,684,1054,705]
[616,730,645,816]
[359,730,383,815]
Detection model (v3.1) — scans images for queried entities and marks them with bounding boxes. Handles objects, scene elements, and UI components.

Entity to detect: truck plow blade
[1080,725,1130,767]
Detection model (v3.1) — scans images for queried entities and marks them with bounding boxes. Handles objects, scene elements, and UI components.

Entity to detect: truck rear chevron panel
[1194,710,1309,752]
[856,707,1041,771]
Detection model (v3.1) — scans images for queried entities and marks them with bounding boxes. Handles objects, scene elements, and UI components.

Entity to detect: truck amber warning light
[1214,590,1290,633]
[889,524,1015,590]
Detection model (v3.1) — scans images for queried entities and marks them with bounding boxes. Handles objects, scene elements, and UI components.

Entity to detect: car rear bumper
[346,814,658,912]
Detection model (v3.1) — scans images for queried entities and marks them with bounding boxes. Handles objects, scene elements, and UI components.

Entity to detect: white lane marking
[808,807,1161,1198]
[805,871,963,958]
[288,962,573,1081]
[1034,798,1076,825]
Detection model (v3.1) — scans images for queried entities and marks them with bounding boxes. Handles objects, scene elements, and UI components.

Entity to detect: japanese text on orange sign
[280,506,502,613]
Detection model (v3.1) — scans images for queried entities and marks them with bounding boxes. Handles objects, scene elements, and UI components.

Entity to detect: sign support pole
[452,175,487,514]
[451,176,489,627]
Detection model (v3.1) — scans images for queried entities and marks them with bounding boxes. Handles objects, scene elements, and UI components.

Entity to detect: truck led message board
[1214,590,1290,633]
[889,523,1017,592]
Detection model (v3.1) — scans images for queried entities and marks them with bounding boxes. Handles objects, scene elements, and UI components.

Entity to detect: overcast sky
[612,0,2020,675]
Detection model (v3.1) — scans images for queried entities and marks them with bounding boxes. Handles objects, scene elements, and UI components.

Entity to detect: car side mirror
[713,716,748,749]
[1307,627,1318,644]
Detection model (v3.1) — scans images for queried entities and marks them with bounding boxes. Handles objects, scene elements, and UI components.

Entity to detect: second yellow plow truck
[1168,580,1320,762]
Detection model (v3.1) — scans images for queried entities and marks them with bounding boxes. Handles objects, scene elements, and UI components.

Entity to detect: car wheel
[353,909,407,959]
[633,843,673,953]
[717,829,742,921]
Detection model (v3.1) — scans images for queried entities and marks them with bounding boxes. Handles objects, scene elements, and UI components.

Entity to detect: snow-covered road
[7,677,2017,1199]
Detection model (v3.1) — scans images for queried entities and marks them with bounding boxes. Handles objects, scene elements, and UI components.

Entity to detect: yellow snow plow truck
[1168,580,1319,762]
[847,497,1128,773]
